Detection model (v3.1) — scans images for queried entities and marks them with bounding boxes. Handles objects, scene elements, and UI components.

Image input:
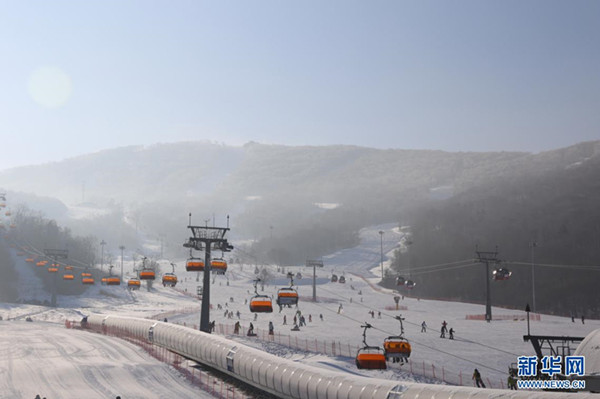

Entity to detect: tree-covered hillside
[388,152,600,317]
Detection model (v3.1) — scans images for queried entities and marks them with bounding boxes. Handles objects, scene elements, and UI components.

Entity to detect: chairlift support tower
[184,213,233,333]
[475,246,501,322]
[306,259,323,302]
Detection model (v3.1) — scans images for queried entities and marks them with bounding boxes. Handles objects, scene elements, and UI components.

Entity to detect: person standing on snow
[472,369,486,388]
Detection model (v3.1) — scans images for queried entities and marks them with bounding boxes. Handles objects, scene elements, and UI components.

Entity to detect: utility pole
[306,260,324,302]
[476,247,501,323]
[184,213,233,333]
[529,241,537,312]
[119,245,125,280]
[44,249,68,307]
[379,230,384,281]
[100,240,106,272]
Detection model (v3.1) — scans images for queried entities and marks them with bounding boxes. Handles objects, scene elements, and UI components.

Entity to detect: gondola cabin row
[186,258,204,272]
[210,258,227,274]
[82,277,95,285]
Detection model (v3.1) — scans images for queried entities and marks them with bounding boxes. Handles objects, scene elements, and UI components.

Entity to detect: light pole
[379,230,384,281]
[100,240,106,272]
[525,303,531,336]
[119,245,125,279]
[529,241,537,312]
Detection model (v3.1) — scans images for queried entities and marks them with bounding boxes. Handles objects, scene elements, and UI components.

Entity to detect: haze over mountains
[0,140,597,250]
[1,140,600,314]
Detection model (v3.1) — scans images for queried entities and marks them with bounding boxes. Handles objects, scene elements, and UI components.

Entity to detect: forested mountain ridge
[389,144,600,316]
[0,140,599,269]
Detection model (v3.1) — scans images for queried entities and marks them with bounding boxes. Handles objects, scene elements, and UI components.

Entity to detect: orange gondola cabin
[249,295,273,313]
[210,258,227,274]
[355,323,387,370]
[162,273,177,287]
[128,278,141,289]
[186,258,204,272]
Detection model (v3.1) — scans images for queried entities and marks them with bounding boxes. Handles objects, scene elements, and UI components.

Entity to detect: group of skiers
[418,320,454,340]
[439,320,455,339]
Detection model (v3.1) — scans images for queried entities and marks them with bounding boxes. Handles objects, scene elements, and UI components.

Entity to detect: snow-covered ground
[1,223,598,397]
[0,321,209,399]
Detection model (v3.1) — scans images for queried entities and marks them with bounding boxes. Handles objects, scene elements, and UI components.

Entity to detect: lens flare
[27,66,72,108]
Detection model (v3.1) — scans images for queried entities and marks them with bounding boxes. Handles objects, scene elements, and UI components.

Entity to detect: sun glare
[27,66,72,108]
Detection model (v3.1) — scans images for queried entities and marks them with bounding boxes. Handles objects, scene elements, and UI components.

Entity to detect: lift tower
[476,247,501,322]
[184,214,233,333]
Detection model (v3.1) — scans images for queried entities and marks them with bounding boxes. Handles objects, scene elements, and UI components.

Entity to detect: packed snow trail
[0,321,210,399]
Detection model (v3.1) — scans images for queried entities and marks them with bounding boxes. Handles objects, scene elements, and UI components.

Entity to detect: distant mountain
[1,140,599,264]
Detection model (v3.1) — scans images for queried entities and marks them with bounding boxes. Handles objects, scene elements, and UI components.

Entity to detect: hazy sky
[1,1,598,170]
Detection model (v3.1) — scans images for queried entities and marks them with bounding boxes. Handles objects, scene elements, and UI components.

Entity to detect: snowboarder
[319,314,324,321]
[338,304,343,314]
[440,325,445,338]
[421,321,427,332]
[472,369,486,388]
[449,327,454,340]
[234,321,240,334]
[268,321,274,335]
[247,322,255,336]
